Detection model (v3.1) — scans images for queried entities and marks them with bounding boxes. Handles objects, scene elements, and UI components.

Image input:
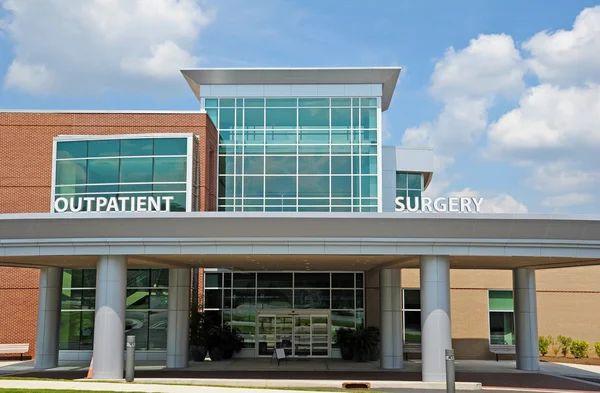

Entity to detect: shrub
[570,340,590,359]
[557,335,572,356]
[539,336,552,356]
[595,342,600,358]
[552,343,561,356]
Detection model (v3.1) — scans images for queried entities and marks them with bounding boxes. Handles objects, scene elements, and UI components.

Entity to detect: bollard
[445,348,455,393]
[125,335,136,382]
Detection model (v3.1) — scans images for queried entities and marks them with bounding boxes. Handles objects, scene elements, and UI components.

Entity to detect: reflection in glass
[294,289,330,309]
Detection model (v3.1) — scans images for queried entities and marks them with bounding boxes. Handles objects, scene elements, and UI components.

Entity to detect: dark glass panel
[331,176,351,197]
[332,273,354,288]
[59,311,82,350]
[79,311,95,350]
[298,108,329,128]
[257,272,293,288]
[404,310,421,343]
[298,176,329,198]
[150,269,169,287]
[120,139,153,156]
[233,289,256,308]
[224,273,232,288]
[125,310,149,350]
[233,272,256,288]
[294,273,329,288]
[204,289,222,309]
[61,289,94,310]
[154,138,187,156]
[56,160,87,185]
[127,288,153,309]
[119,157,153,183]
[87,158,119,184]
[127,270,149,287]
[294,289,330,309]
[396,172,407,188]
[407,173,422,190]
[489,312,515,345]
[148,310,168,349]
[264,176,296,198]
[149,288,168,309]
[298,98,329,107]
[265,156,296,174]
[244,156,264,174]
[219,156,235,175]
[404,289,420,310]
[356,273,364,289]
[257,289,293,308]
[87,140,119,157]
[332,289,354,309]
[57,141,87,159]
[153,157,186,182]
[205,273,222,288]
[219,176,235,198]
[356,289,364,309]
[266,108,297,128]
[298,156,329,174]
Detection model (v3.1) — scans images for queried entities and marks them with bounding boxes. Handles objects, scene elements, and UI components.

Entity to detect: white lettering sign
[395,197,484,213]
[54,196,174,213]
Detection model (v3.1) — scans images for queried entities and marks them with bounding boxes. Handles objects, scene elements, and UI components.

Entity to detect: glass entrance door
[257,310,330,357]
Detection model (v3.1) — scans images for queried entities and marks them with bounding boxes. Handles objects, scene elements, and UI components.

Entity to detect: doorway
[256,310,330,358]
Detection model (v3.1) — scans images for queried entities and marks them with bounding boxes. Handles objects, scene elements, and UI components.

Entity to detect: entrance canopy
[0,212,599,270]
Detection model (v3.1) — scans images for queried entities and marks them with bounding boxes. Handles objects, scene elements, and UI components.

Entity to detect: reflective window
[88,140,119,157]
[57,141,87,159]
[403,289,421,344]
[489,290,515,345]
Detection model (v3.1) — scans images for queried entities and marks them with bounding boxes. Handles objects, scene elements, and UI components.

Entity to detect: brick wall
[0,111,217,358]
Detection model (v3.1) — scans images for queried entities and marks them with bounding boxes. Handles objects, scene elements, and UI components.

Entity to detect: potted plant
[334,327,355,361]
[221,323,244,359]
[354,326,380,362]
[206,324,225,361]
[189,308,207,362]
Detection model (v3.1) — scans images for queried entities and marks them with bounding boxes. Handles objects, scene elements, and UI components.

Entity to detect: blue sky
[1,0,599,214]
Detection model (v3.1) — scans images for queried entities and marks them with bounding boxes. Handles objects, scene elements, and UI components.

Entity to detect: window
[403,289,421,343]
[54,137,193,212]
[488,290,515,345]
[211,97,380,212]
[59,268,169,351]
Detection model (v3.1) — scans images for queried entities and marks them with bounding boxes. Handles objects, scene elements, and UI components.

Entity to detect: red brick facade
[0,111,217,358]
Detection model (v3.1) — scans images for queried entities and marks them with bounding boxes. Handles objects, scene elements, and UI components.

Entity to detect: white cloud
[431,34,525,100]
[541,193,595,208]
[524,6,600,86]
[1,0,213,95]
[449,188,528,214]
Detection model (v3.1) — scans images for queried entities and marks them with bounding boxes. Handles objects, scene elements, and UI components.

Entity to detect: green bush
[538,336,552,356]
[557,335,572,356]
[595,342,600,358]
[570,340,590,359]
[552,343,561,356]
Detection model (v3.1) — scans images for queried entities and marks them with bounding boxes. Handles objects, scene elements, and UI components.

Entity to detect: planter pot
[340,346,354,361]
[191,346,207,362]
[222,348,234,360]
[209,347,224,361]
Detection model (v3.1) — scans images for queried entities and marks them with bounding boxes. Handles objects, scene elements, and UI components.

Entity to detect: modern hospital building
[0,67,599,382]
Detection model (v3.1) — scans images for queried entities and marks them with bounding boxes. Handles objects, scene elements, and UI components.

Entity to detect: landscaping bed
[541,355,600,366]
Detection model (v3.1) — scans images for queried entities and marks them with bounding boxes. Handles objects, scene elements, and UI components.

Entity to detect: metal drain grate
[342,382,371,390]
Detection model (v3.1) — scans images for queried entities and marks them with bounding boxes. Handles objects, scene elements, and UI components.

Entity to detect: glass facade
[60,268,169,351]
[396,172,423,202]
[204,271,364,350]
[402,288,421,343]
[207,97,380,212]
[488,290,515,345]
[53,136,195,212]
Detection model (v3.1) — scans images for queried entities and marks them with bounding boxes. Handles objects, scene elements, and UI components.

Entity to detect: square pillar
[92,255,127,379]
[34,267,63,369]
[166,268,191,368]
[420,255,452,382]
[379,268,403,369]
[513,268,540,371]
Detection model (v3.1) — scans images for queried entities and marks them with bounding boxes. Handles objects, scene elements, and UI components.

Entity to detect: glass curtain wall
[204,271,365,349]
[488,290,515,345]
[59,268,170,351]
[395,172,423,202]
[54,136,194,211]
[208,97,379,212]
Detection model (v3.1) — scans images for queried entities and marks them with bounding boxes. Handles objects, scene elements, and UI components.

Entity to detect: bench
[403,343,421,360]
[0,343,30,361]
[489,344,515,361]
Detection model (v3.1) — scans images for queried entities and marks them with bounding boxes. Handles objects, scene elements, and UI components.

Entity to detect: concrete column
[420,255,452,382]
[513,268,540,371]
[166,268,191,368]
[34,267,63,369]
[92,255,127,379]
[379,268,403,369]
